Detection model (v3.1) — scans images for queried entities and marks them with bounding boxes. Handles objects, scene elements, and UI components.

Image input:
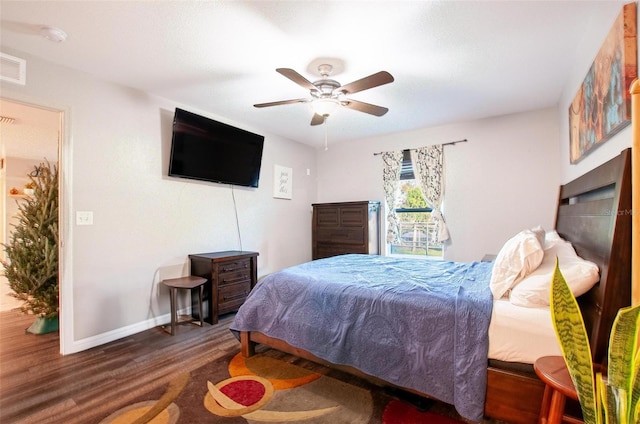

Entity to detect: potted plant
[550,261,639,423]
[23,181,36,195]
[1,161,59,334]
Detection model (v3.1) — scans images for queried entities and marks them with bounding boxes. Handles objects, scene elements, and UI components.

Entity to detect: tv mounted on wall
[168,108,265,188]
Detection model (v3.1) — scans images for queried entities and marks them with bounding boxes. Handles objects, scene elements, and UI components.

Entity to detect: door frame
[1,95,72,355]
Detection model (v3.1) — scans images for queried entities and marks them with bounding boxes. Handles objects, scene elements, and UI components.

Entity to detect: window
[389,150,444,259]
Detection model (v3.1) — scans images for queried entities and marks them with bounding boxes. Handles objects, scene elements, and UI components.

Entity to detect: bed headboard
[555,148,632,364]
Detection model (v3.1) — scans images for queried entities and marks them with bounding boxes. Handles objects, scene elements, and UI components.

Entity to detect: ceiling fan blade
[253,99,308,108]
[343,99,389,116]
[310,113,325,126]
[276,68,318,92]
[337,71,394,95]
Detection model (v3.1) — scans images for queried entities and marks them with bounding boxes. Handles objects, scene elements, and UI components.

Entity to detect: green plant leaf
[608,305,640,387]
[605,379,626,424]
[550,259,598,424]
[597,373,611,424]
[608,304,640,424]
[632,349,640,424]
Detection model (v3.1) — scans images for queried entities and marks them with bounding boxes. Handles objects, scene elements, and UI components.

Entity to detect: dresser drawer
[218,282,251,314]
[316,244,367,259]
[315,227,365,244]
[339,206,366,226]
[316,206,366,227]
[316,207,339,226]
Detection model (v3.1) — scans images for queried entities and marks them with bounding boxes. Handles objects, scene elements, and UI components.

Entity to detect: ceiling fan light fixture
[311,98,340,117]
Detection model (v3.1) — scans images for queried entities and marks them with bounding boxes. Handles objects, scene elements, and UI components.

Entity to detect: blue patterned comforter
[230,254,494,422]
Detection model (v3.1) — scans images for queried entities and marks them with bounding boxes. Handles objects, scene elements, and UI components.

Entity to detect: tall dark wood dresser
[312,201,380,260]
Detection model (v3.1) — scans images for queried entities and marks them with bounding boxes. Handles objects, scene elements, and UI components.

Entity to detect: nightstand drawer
[219,259,251,274]
[218,282,251,314]
[218,269,250,286]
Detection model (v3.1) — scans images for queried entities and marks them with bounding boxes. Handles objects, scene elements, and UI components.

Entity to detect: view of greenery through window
[390,180,444,258]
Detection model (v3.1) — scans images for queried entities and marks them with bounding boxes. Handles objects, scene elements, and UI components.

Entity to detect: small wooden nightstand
[189,251,258,325]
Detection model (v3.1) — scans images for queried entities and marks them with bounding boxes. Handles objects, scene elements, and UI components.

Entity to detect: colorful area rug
[98,348,467,424]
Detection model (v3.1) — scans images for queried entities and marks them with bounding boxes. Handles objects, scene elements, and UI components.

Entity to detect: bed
[231,148,632,424]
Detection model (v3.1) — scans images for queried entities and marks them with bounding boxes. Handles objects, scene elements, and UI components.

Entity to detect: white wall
[316,107,560,262]
[0,47,317,353]
[317,4,638,262]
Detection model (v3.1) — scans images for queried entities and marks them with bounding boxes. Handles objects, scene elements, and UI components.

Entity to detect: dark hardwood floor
[0,310,239,423]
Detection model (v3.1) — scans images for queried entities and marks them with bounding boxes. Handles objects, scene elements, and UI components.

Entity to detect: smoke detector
[40,26,67,43]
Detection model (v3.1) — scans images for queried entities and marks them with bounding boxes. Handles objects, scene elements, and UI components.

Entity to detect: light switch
[76,211,93,225]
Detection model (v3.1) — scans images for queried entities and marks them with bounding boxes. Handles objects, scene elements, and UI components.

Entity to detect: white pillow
[544,230,562,248]
[530,225,546,245]
[509,239,600,307]
[490,229,545,299]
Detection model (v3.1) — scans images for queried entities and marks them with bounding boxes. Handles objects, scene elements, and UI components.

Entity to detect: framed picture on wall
[569,2,637,164]
[273,165,292,199]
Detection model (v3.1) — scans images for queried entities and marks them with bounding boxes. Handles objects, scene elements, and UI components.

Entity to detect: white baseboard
[63,308,192,354]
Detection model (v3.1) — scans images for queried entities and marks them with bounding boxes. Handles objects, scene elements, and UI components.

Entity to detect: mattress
[488,298,562,364]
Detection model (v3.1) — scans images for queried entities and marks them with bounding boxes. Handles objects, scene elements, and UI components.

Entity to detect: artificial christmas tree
[2,161,59,334]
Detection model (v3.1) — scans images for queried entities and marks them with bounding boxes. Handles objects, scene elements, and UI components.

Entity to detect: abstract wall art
[569,3,637,164]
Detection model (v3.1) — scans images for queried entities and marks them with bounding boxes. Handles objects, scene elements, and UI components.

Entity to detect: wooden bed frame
[239,148,632,424]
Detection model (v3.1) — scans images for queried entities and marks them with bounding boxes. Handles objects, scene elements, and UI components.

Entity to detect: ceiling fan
[254,64,394,125]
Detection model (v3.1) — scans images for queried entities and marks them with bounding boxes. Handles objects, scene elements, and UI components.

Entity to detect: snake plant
[550,260,640,424]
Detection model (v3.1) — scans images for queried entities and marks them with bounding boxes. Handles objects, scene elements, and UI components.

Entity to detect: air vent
[0,52,26,85]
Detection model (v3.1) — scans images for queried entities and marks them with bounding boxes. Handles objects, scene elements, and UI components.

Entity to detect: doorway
[0,98,62,346]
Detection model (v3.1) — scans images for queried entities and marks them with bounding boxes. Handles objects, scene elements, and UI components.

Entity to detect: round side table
[534,356,582,424]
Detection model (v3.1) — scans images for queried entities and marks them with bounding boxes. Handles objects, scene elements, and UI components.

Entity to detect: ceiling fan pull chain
[324,116,329,151]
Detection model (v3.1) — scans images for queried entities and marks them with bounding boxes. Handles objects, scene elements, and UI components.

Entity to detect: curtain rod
[372,139,468,156]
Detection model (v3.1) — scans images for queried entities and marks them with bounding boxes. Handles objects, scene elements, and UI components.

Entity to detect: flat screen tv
[168,108,265,188]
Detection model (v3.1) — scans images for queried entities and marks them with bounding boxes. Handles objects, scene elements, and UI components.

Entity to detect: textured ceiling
[0,99,59,160]
[0,0,627,148]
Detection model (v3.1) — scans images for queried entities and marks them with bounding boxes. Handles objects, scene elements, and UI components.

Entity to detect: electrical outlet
[76,211,93,225]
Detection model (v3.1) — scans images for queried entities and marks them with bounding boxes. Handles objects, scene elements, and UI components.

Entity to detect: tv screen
[168,108,265,188]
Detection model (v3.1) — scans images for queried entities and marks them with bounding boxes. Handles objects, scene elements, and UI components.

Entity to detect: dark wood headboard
[555,148,632,364]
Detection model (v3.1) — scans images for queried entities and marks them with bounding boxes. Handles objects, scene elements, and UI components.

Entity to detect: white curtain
[381,150,404,243]
[410,145,450,243]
